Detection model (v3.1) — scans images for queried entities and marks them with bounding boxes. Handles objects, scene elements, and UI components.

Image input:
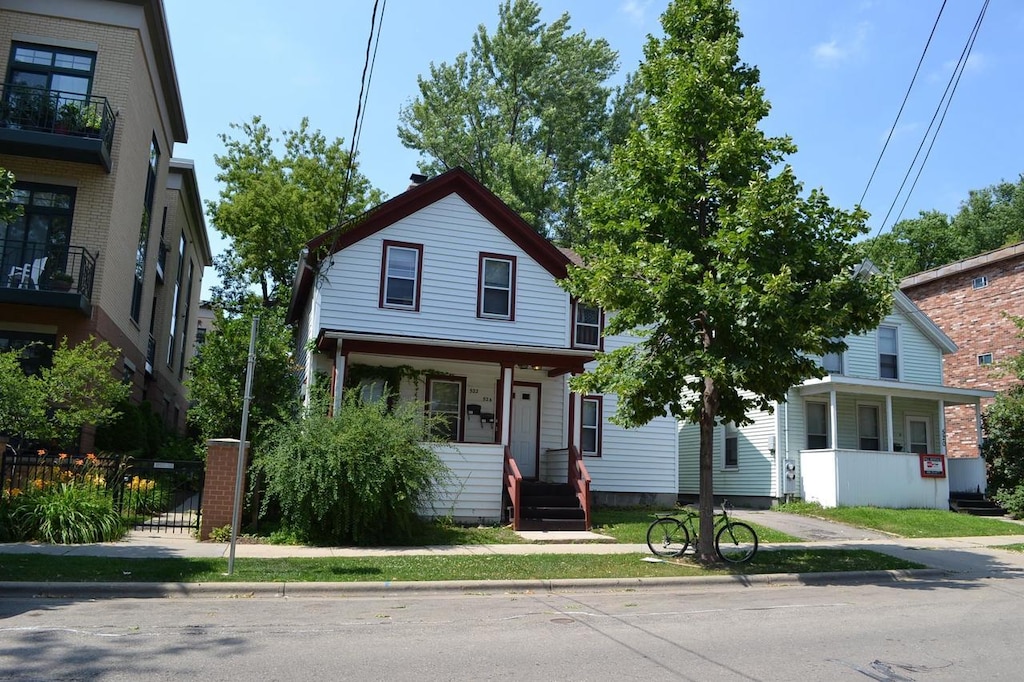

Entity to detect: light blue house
[678,288,994,509]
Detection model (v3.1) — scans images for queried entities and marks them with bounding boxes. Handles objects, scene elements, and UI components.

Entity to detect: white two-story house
[287,168,679,529]
[678,287,994,509]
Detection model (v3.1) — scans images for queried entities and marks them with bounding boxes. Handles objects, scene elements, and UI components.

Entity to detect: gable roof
[287,167,572,324]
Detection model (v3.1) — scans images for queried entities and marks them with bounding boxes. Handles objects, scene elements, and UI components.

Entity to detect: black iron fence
[1,448,204,534]
[0,83,115,147]
[1,238,97,300]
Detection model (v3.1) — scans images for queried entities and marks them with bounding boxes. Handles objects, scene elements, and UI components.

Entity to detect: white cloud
[812,22,871,66]
[928,52,987,83]
[621,0,652,26]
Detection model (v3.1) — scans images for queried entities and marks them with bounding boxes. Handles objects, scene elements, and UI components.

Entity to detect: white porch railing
[948,456,987,495]
[421,443,505,523]
[800,449,950,509]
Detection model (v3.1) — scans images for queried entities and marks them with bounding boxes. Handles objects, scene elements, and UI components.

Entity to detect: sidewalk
[3,512,1024,597]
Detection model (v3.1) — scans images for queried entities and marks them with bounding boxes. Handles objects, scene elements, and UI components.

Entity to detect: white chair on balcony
[6,256,47,289]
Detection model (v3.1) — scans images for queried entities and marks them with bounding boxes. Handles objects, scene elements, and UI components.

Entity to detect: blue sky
[162,1,1024,298]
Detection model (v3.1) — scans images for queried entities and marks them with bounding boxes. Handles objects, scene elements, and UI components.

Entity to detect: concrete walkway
[3,512,1024,596]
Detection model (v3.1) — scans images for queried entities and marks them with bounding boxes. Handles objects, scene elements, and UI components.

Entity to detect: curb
[0,569,945,599]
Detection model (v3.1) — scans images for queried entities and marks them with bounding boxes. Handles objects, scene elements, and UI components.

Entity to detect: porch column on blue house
[829,390,838,450]
[333,341,346,416]
[499,364,514,446]
[885,395,894,452]
[938,399,946,455]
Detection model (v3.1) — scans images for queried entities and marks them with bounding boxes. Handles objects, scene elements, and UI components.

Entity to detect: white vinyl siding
[840,310,942,384]
[315,194,568,346]
[678,401,776,498]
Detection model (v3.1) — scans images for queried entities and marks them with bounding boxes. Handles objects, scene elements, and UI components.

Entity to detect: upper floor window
[978,353,993,366]
[821,349,843,375]
[878,325,899,380]
[478,253,516,320]
[972,275,988,290]
[379,241,422,310]
[573,302,602,348]
[581,396,602,456]
[2,183,75,289]
[8,43,95,97]
[724,421,739,468]
[131,136,160,322]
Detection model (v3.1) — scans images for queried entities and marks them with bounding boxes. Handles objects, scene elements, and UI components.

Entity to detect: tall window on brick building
[130,136,159,322]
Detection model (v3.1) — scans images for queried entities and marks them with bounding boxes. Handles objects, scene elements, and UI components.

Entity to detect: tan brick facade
[0,1,211,447]
[901,243,1024,458]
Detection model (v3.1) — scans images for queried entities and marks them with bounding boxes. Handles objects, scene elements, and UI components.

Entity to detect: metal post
[228,315,258,576]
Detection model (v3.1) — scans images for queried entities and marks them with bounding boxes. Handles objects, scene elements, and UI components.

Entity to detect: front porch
[796,375,995,509]
[315,331,595,529]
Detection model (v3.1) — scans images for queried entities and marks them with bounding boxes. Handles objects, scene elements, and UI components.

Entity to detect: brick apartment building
[901,242,1024,458]
[0,0,211,448]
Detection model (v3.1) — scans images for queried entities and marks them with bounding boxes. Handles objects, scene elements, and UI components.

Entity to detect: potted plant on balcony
[57,101,101,135]
[49,271,73,292]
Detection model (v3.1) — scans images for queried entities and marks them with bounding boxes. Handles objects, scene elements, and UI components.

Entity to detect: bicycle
[646,499,758,564]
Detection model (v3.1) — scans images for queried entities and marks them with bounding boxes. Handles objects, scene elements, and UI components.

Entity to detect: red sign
[919,453,946,478]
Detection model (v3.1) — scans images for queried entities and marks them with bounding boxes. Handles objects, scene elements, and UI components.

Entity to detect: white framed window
[972,275,988,290]
[581,396,602,456]
[724,422,739,468]
[358,378,388,403]
[858,403,881,451]
[806,402,829,450]
[878,325,899,380]
[573,302,601,348]
[478,253,515,319]
[978,353,993,366]
[427,377,465,442]
[822,351,843,375]
[380,241,422,310]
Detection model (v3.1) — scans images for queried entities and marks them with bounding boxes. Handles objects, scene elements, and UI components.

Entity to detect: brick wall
[200,439,249,541]
[902,249,1024,457]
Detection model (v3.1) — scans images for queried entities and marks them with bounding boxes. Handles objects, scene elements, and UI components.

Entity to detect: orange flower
[37,448,47,456]
[73,458,84,466]
[86,453,98,462]
[58,453,68,460]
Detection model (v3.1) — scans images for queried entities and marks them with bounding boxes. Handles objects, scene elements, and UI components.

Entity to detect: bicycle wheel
[646,517,690,557]
[715,522,758,564]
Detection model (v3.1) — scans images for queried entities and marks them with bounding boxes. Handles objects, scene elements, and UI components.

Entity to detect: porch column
[885,394,894,452]
[569,388,582,452]
[938,399,946,455]
[828,390,838,450]
[332,341,346,416]
[499,365,514,446]
[976,401,984,449]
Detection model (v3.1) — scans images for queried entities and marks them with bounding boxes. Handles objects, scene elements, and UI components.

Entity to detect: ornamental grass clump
[6,452,125,543]
[255,392,451,546]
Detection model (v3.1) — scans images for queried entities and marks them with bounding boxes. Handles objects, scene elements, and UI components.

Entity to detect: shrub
[994,485,1024,520]
[983,385,1024,496]
[254,393,450,546]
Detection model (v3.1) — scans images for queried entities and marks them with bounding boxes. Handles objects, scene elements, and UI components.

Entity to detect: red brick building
[900,242,1024,458]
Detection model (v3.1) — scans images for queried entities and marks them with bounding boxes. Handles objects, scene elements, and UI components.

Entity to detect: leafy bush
[254,393,450,546]
[994,485,1024,520]
[983,385,1024,496]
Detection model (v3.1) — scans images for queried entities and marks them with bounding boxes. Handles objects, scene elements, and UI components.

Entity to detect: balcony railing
[0,84,116,171]
[156,239,169,283]
[0,239,97,313]
[145,334,156,376]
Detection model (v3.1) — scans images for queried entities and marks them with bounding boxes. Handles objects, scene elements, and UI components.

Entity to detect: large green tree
[562,0,892,561]
[859,175,1024,279]
[208,116,383,310]
[397,0,637,244]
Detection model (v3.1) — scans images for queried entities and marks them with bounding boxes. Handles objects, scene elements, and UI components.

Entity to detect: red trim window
[427,375,466,442]
[572,300,602,349]
[478,253,516,320]
[581,395,602,456]
[379,240,423,310]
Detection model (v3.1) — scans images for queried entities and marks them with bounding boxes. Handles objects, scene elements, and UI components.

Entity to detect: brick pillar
[200,438,249,541]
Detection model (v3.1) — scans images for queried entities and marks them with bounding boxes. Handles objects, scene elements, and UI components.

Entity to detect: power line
[859,0,947,208]
[873,0,989,238]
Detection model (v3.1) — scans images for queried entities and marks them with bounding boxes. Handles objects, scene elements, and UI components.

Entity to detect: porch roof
[318,329,594,375]
[798,375,995,405]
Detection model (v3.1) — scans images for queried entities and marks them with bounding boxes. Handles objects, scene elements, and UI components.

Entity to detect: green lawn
[592,508,800,544]
[776,502,1024,538]
[0,549,921,583]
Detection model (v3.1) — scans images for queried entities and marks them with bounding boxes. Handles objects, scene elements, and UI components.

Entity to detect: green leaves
[397,0,626,243]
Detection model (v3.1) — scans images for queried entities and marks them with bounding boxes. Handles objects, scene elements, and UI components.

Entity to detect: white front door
[511,385,539,479]
[906,416,932,454]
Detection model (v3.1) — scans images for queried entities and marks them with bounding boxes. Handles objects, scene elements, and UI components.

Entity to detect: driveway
[731,509,894,541]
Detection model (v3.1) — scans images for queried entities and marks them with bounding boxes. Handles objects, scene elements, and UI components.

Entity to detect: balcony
[0,240,97,315]
[0,84,115,172]
[155,239,169,283]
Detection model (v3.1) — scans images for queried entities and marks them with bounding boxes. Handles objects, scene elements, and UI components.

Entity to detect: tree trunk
[698,375,720,563]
